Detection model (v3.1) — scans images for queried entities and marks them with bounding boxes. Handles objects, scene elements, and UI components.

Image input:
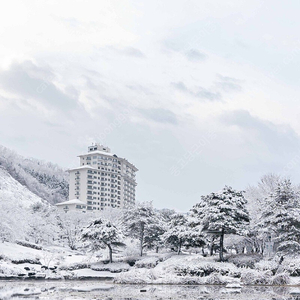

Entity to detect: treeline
[83,176,300,262]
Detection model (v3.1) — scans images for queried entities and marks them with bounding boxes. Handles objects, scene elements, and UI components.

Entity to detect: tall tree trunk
[219,228,224,262]
[210,244,214,256]
[108,244,113,263]
[177,239,182,255]
[140,223,144,256]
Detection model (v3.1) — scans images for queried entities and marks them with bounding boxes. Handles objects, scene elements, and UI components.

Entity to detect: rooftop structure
[55,199,86,213]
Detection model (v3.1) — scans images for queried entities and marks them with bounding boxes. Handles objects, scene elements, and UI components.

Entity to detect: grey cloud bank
[1,0,300,210]
[0,61,78,112]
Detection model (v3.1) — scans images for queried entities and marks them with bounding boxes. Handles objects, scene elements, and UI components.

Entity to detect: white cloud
[1,0,300,210]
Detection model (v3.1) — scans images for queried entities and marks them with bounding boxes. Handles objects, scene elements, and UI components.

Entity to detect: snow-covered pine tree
[82,219,124,263]
[260,179,300,255]
[191,186,250,261]
[122,201,162,256]
[163,213,188,254]
[245,174,282,254]
[143,224,165,253]
[164,213,205,254]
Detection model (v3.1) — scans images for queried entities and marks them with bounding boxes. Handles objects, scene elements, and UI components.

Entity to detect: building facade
[68,144,138,211]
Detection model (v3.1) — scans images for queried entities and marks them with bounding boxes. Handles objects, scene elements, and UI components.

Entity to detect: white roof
[55,199,86,206]
[67,165,97,172]
[78,150,115,157]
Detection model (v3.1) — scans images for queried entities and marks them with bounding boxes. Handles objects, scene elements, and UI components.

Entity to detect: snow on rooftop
[77,150,138,170]
[68,165,97,172]
[78,150,115,157]
[55,199,86,206]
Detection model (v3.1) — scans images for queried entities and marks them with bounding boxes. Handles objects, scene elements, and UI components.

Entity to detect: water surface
[1,280,300,299]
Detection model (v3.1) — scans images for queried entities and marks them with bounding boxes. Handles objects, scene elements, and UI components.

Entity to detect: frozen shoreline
[2,242,300,288]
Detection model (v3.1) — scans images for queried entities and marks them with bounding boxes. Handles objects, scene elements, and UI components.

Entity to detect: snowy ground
[0,242,115,280]
[2,241,300,291]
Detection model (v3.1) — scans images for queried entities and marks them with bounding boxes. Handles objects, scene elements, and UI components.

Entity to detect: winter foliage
[259,179,300,255]
[2,145,300,286]
[191,186,250,261]
[122,201,162,256]
[0,145,68,205]
[163,213,205,254]
[82,219,124,263]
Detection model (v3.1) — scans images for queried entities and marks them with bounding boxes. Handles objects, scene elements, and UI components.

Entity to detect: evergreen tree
[191,186,250,261]
[260,179,300,255]
[122,201,162,256]
[164,213,205,254]
[82,219,124,263]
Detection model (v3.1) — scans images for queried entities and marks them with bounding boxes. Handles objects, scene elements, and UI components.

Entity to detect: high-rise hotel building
[67,144,138,211]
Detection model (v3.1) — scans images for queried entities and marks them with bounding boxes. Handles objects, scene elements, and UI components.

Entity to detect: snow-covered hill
[0,145,68,204]
[0,167,45,208]
[0,167,48,241]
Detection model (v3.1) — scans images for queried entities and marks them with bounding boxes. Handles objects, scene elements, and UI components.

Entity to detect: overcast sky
[1,0,300,211]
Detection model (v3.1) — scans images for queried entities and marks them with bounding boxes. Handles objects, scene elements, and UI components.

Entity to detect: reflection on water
[1,280,300,300]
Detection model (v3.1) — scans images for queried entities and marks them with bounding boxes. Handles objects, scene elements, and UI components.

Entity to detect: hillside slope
[0,167,46,208]
[0,167,47,241]
[0,145,68,204]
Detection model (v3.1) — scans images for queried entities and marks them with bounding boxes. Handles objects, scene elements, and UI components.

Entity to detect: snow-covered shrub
[205,272,227,285]
[178,276,204,285]
[278,258,300,276]
[16,240,42,250]
[114,268,156,284]
[240,269,271,285]
[0,262,24,276]
[270,272,290,285]
[175,261,240,278]
[135,256,160,269]
[91,262,129,273]
[227,254,262,269]
[255,260,278,275]
[11,258,41,265]
[123,256,138,266]
[59,262,90,271]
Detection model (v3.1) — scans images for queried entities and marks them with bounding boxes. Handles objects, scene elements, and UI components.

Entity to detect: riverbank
[1,241,300,287]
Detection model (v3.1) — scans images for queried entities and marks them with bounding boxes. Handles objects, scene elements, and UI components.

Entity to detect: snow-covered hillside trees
[2,141,300,261]
[0,145,68,204]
